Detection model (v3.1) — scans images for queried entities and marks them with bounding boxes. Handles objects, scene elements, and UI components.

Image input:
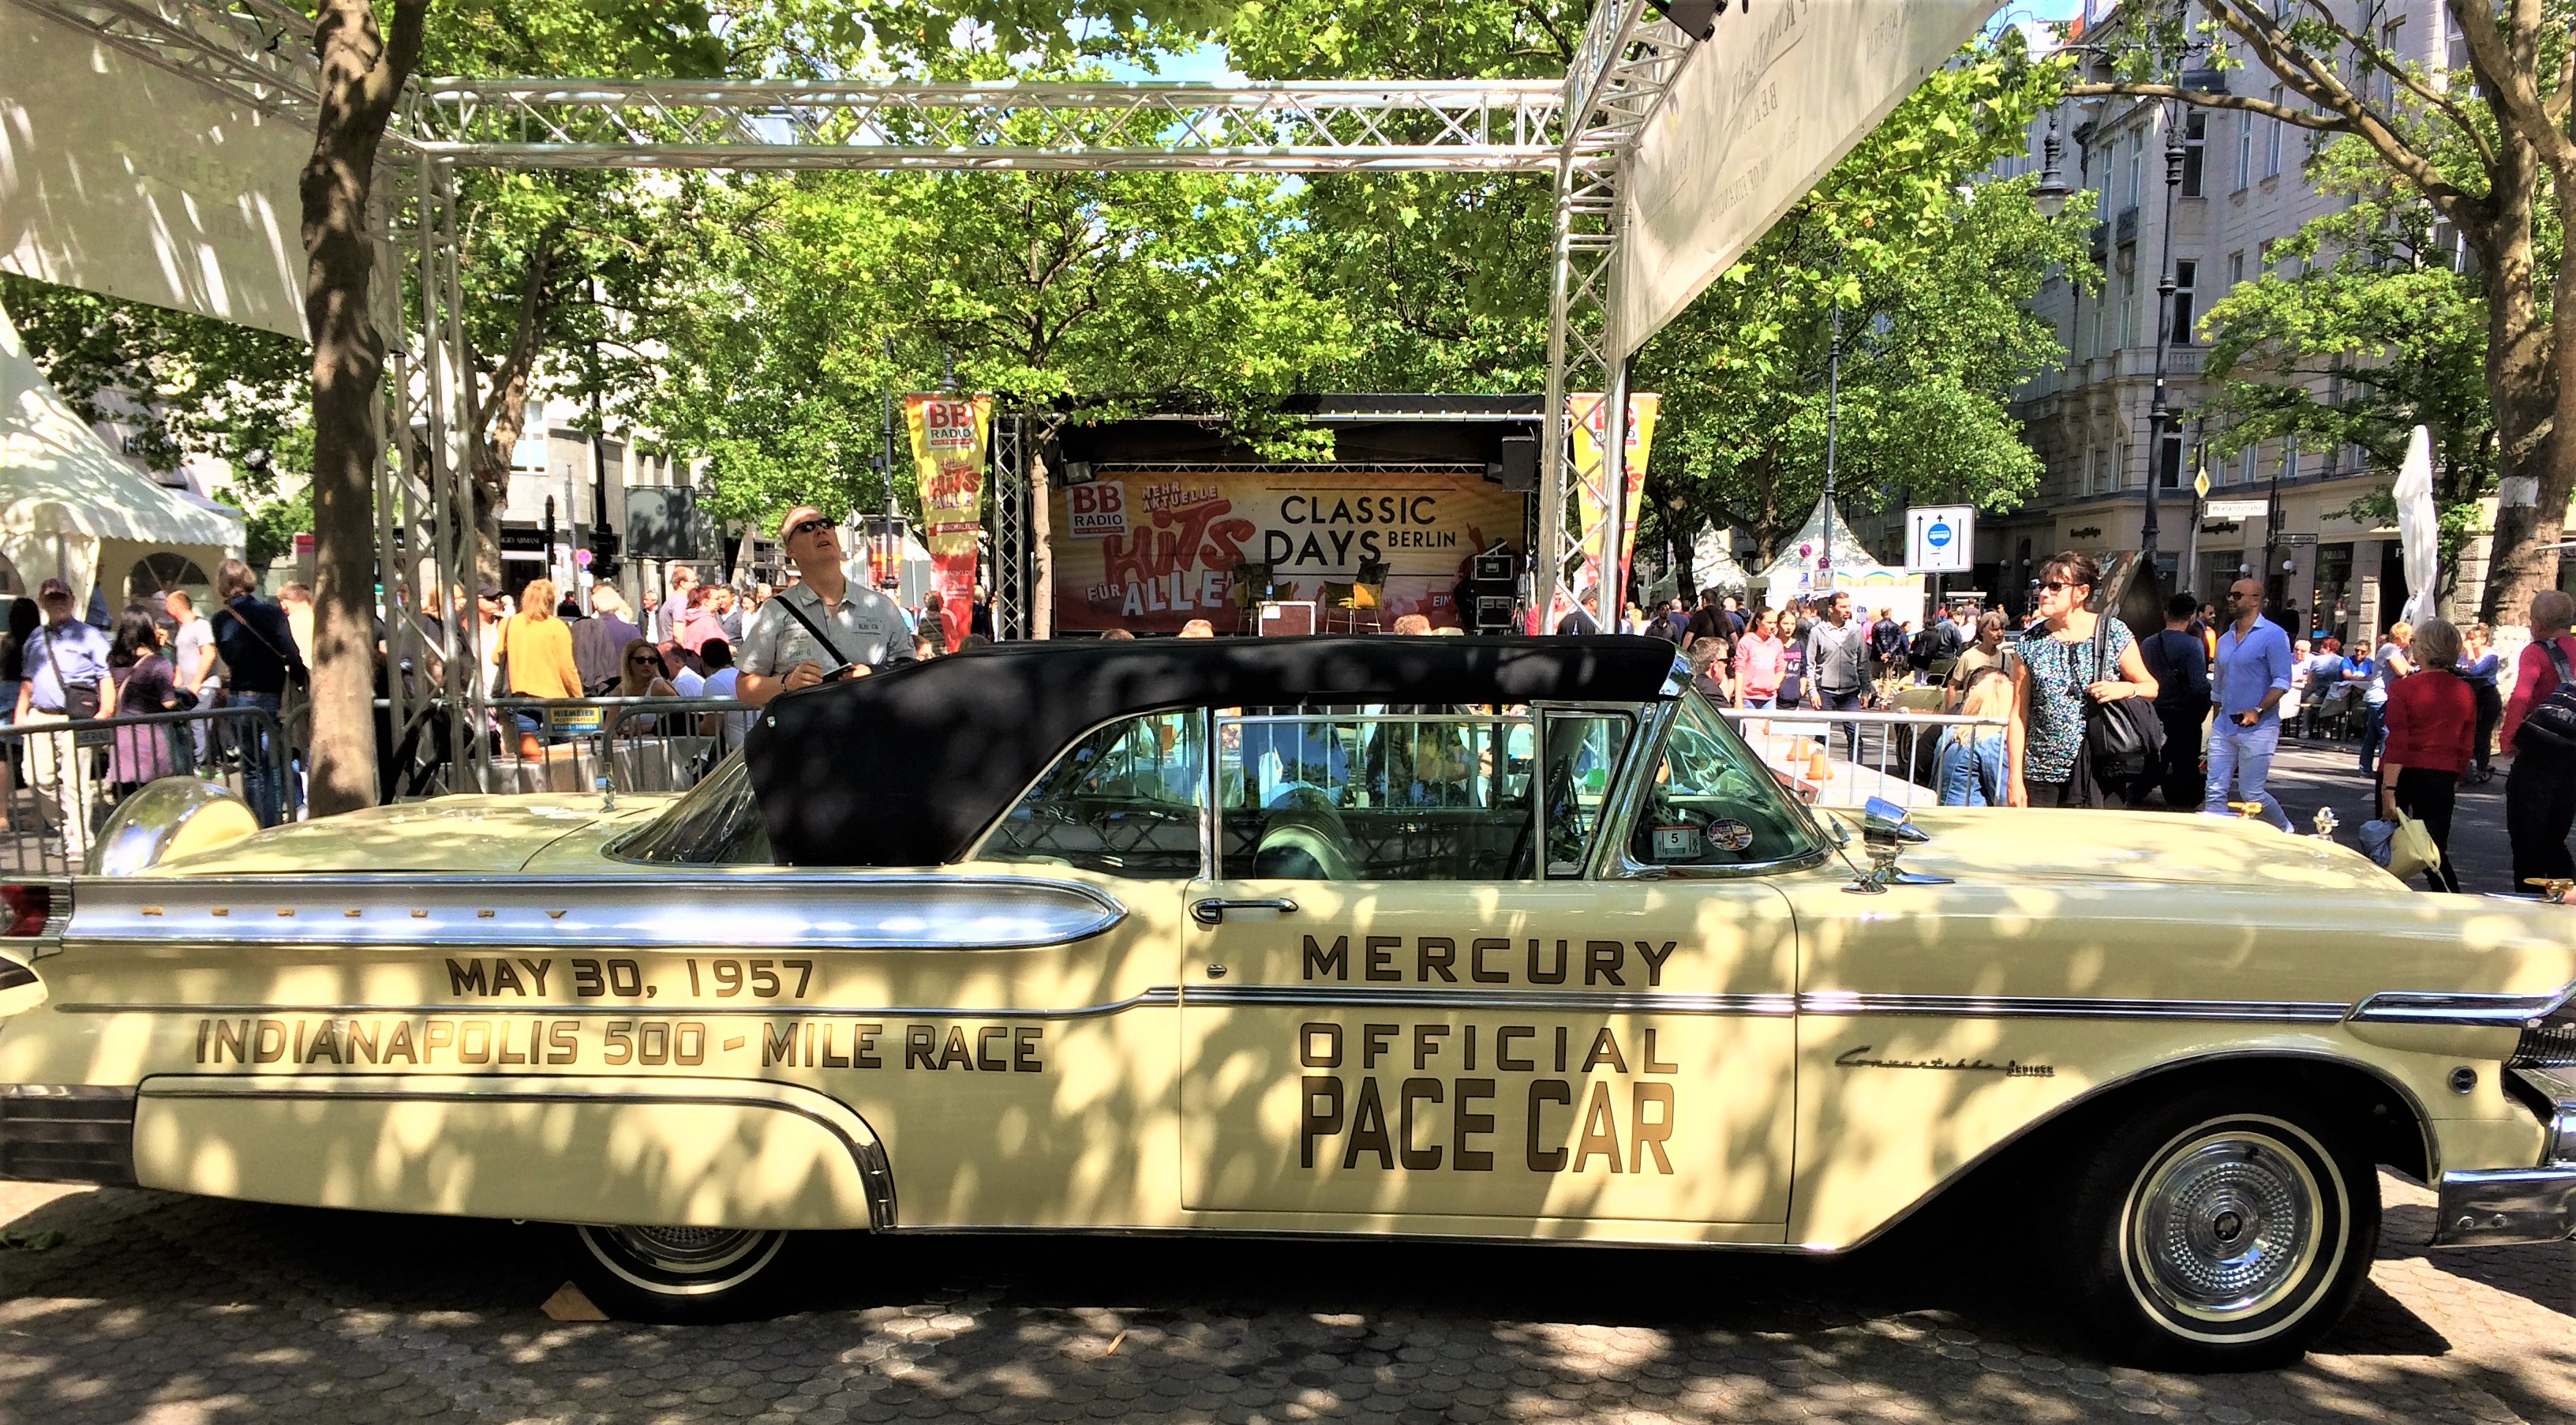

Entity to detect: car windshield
[617,752,773,864]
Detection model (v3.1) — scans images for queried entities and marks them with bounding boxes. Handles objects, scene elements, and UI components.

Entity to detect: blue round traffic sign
[1927,520,1953,548]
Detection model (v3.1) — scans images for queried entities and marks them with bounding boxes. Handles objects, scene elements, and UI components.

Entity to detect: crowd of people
[0,558,305,857]
[1584,547,2561,896]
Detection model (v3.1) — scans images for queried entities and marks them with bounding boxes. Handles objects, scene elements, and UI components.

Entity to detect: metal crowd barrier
[1716,707,2013,809]
[381,696,756,801]
[0,704,297,875]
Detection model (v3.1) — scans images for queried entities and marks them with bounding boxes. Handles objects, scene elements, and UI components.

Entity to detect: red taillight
[0,885,54,938]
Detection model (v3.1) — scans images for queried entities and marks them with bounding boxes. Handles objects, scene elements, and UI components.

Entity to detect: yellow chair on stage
[1322,559,1388,634]
[1229,560,1277,634]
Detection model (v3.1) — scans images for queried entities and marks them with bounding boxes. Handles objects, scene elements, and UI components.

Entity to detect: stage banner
[1049,470,1524,636]
[904,393,992,650]
[1561,392,1661,621]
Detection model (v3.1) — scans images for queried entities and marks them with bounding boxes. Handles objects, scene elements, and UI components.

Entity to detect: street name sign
[2205,499,2269,519]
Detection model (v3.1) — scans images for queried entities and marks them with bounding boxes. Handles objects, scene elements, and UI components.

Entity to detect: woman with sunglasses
[612,638,678,736]
[2005,550,2159,808]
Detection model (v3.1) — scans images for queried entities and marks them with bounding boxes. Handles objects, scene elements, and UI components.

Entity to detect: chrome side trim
[2432,1168,2576,1247]
[1801,992,2349,1022]
[1813,1047,2442,1254]
[137,1074,900,1231]
[1185,985,1799,1015]
[2347,984,2576,1029]
[57,987,1185,1021]
[68,875,1128,951]
[60,988,2353,1024]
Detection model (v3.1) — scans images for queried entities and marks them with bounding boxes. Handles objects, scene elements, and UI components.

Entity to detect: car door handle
[1189,897,1298,926]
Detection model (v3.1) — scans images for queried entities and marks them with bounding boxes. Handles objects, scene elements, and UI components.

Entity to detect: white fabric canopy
[1688,525,1753,594]
[2394,424,2439,628]
[0,297,245,612]
[1752,497,1923,622]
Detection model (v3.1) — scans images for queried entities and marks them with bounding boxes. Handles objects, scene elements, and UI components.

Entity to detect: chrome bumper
[2433,1066,2576,1247]
[2435,1168,2576,1246]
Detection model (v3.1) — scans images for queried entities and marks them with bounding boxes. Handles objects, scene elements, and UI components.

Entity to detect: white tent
[1688,524,1754,595]
[1753,496,1923,624]
[0,298,245,613]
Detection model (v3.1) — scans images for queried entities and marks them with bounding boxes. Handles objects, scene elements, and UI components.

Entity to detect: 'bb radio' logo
[1069,483,1127,538]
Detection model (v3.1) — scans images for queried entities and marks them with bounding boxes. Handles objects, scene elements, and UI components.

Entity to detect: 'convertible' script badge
[1836,1045,2055,1078]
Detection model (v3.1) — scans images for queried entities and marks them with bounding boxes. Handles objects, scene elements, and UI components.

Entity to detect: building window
[2228,249,2245,287]
[2172,260,2199,343]
[2127,133,2143,208]
[2266,88,2285,175]
[2281,440,2300,485]
[2446,4,2475,92]
[2159,433,2185,492]
[2117,261,2138,348]
[2114,441,2131,491]
[2234,111,2253,189]
[2181,112,2207,197]
[2239,444,2259,487]
[2259,238,2279,276]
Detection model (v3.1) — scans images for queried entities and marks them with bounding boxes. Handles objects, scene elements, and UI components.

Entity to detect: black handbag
[2513,637,2576,756]
[2083,613,2163,781]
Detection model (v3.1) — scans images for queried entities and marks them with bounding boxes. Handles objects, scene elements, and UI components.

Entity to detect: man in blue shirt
[2203,578,2296,831]
[13,578,111,859]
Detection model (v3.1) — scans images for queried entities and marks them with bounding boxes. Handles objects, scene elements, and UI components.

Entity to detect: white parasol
[2394,424,2439,627]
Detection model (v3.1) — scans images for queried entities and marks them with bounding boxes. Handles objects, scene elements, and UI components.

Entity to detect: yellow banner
[1565,392,1661,617]
[904,394,993,649]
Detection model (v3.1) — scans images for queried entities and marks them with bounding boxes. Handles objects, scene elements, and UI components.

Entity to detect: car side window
[1215,707,1573,880]
[1628,692,1818,869]
[976,712,1206,878]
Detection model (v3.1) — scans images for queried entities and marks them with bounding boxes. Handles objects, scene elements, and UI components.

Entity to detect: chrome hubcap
[2132,1130,2323,1322]
[599,1225,770,1278]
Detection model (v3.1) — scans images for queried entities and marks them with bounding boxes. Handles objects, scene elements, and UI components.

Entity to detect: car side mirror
[1861,797,1929,847]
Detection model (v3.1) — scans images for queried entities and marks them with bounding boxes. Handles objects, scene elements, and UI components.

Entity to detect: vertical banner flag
[1563,392,1661,624]
[904,393,993,651]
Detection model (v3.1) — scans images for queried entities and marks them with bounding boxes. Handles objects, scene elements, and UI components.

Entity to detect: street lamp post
[2140,105,2188,577]
[2032,13,2207,604]
[1822,301,1840,594]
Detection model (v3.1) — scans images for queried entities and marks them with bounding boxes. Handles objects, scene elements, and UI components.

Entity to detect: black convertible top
[744,636,1684,867]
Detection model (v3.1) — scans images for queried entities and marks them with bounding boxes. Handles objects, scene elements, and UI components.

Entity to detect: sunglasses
[786,517,833,539]
[629,654,660,666]
[2039,580,2076,592]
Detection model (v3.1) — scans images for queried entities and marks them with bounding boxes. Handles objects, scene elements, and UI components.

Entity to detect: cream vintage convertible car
[0,637,2569,1368]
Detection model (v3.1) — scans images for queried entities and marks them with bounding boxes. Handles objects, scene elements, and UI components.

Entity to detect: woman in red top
[2501,589,2576,891]
[2378,618,2473,891]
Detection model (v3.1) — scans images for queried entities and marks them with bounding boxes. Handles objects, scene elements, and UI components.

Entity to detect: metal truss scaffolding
[1535,0,1701,628]
[35,0,1706,756]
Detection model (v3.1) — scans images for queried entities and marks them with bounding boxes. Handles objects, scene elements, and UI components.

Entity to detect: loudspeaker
[1472,553,1513,583]
[1497,433,1537,492]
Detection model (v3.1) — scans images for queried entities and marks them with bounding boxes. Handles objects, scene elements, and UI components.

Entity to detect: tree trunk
[298,0,426,817]
[1028,420,1056,640]
[2473,216,2561,628]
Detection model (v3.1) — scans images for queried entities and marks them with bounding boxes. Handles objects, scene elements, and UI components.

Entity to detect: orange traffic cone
[1806,744,1833,782]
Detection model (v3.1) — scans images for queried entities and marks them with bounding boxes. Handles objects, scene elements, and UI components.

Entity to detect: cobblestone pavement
[0,1172,2567,1425]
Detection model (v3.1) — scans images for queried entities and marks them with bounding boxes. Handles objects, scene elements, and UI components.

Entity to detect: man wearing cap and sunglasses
[13,577,110,860]
[739,507,908,707]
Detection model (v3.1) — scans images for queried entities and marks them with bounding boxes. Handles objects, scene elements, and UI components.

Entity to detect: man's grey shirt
[739,581,908,678]
[1807,619,1867,695]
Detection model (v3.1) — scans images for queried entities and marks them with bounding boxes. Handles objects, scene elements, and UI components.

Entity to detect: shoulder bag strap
[231,599,298,668]
[769,593,855,669]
